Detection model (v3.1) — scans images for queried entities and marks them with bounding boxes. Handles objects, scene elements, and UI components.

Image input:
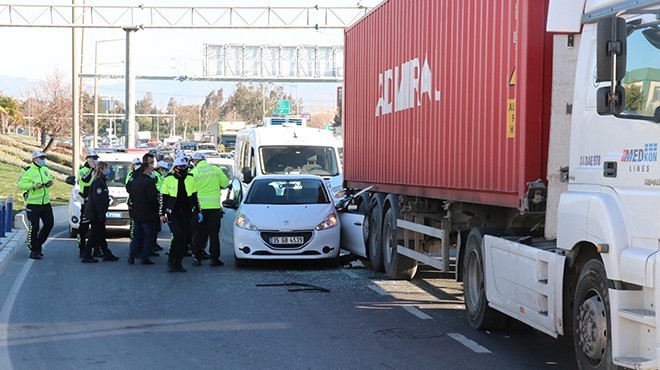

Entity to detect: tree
[0,94,23,134]
[220,83,297,124]
[22,69,72,150]
[136,91,155,131]
[201,89,224,128]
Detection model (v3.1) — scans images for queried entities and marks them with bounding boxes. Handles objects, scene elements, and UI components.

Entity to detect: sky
[0,0,381,110]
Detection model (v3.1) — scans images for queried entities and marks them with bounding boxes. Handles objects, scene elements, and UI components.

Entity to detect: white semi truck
[339,0,660,368]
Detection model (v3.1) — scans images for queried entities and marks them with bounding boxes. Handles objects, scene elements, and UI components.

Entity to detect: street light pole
[72,0,81,172]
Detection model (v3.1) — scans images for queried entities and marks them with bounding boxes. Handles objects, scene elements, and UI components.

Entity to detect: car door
[337,194,369,258]
[220,177,244,250]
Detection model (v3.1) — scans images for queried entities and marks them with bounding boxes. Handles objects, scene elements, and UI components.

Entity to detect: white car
[222,174,340,267]
[66,150,139,237]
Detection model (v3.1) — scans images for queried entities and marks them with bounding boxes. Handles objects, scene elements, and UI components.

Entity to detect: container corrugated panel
[343,0,552,209]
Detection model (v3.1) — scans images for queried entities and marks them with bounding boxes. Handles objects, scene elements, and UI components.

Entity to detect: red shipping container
[343,0,553,209]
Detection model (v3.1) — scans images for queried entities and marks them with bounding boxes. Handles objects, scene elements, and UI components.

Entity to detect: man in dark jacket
[82,161,119,263]
[126,153,160,265]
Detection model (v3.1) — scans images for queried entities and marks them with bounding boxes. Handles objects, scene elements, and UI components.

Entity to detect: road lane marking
[339,269,360,279]
[402,306,433,320]
[367,284,390,296]
[0,230,67,370]
[448,333,491,353]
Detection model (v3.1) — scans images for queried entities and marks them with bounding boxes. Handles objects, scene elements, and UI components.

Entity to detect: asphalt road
[0,221,577,369]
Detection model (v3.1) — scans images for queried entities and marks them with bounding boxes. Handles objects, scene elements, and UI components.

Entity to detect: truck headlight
[236,214,258,231]
[315,212,338,230]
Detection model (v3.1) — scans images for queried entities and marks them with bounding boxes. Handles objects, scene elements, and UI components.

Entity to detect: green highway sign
[275,99,290,115]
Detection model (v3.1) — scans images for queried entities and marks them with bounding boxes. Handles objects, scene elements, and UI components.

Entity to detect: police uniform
[161,158,201,272]
[76,150,99,257]
[190,152,229,266]
[82,171,119,262]
[17,151,54,259]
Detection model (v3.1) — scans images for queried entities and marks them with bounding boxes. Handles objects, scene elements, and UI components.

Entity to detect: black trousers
[193,209,222,260]
[26,203,54,255]
[77,204,90,251]
[168,212,192,266]
[85,220,111,257]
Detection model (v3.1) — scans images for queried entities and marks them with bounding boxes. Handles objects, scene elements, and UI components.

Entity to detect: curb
[0,213,28,274]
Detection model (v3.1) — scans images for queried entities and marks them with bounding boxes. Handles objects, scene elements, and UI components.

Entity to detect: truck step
[618,308,656,327]
[613,356,656,369]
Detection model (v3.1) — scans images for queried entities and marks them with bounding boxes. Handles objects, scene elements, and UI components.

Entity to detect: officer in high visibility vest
[155,160,169,192]
[76,150,99,258]
[17,150,55,260]
[190,151,229,267]
[161,156,202,272]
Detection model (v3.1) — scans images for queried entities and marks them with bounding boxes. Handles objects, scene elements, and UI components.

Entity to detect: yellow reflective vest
[17,162,54,205]
[190,160,229,209]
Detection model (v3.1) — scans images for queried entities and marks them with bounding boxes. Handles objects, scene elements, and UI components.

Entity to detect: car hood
[239,203,336,231]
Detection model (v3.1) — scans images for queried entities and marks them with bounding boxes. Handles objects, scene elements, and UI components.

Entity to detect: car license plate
[105,212,122,219]
[270,236,304,245]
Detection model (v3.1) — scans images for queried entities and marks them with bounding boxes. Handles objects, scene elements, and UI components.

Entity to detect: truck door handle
[603,161,617,178]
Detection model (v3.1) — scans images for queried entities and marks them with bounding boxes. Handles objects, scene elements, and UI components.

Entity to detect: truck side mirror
[65,175,75,186]
[597,85,625,115]
[241,166,253,184]
[596,16,627,83]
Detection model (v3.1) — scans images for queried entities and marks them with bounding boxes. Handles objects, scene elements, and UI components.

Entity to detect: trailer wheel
[573,259,614,370]
[463,228,507,330]
[366,194,386,272]
[382,208,418,280]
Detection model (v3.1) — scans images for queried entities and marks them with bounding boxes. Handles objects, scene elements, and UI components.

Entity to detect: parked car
[221,174,340,267]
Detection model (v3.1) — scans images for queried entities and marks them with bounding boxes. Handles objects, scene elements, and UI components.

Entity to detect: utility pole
[71,0,81,172]
[124,27,139,148]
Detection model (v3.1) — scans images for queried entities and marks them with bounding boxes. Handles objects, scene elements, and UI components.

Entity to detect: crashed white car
[222,174,340,267]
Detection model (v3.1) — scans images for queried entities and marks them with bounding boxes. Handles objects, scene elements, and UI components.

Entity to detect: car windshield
[260,146,339,176]
[245,178,330,205]
[106,162,132,187]
[180,142,197,150]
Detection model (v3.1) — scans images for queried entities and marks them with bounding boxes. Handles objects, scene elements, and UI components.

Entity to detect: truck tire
[572,259,614,370]
[366,194,386,272]
[382,207,418,280]
[463,228,507,330]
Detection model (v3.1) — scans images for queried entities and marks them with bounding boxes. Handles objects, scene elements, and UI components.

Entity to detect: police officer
[190,151,229,267]
[17,150,54,260]
[127,153,160,265]
[76,150,99,258]
[161,156,202,273]
[82,161,120,263]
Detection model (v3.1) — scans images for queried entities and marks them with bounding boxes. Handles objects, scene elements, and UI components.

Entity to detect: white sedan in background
[221,174,340,267]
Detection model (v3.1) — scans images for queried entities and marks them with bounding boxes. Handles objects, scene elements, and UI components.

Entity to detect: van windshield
[260,146,339,176]
[106,162,132,187]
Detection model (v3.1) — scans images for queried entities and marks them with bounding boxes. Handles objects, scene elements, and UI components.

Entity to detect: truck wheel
[366,194,386,272]
[573,259,614,369]
[463,228,507,330]
[383,207,418,280]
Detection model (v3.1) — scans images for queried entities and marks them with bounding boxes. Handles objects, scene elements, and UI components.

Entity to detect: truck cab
[234,125,344,203]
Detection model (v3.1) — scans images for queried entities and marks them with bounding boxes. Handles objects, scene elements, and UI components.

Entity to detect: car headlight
[315,212,338,231]
[236,214,258,231]
[332,186,345,199]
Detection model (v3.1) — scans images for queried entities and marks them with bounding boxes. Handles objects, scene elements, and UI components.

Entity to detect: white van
[234,125,344,203]
[67,149,147,237]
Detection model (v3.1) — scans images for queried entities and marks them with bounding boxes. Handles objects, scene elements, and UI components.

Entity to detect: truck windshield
[622,15,660,119]
[260,146,339,176]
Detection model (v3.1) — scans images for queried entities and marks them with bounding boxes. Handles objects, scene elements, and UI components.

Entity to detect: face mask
[38,159,46,166]
[104,169,111,176]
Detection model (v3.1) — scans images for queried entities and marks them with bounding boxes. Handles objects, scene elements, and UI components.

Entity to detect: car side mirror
[222,199,238,210]
[65,175,75,186]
